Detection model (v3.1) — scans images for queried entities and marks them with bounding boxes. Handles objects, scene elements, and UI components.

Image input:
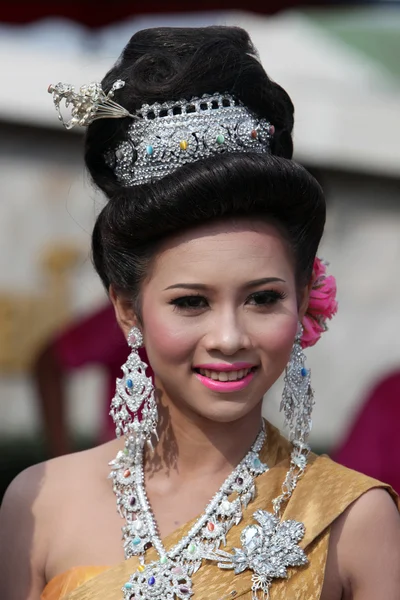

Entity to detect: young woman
[0,26,399,600]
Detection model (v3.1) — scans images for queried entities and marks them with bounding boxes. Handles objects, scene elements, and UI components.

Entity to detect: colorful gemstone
[160,556,168,564]
[236,477,244,486]
[253,457,262,469]
[269,124,275,135]
[129,495,136,506]
[124,582,133,590]
[301,367,308,377]
[124,469,131,478]
[179,586,190,594]
[146,145,154,155]
[148,576,156,586]
[137,565,145,572]
[251,129,258,139]
[126,378,133,389]
[172,566,184,575]
[123,447,129,455]
[132,536,141,546]
[188,543,196,554]
[216,134,225,144]
[179,140,188,150]
[128,331,137,345]
[207,521,215,532]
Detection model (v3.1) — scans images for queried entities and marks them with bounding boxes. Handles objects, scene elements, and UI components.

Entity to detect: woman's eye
[247,290,287,306]
[170,295,208,310]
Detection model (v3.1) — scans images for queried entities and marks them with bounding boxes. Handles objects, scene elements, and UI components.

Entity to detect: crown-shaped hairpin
[105,93,275,186]
[48,79,135,130]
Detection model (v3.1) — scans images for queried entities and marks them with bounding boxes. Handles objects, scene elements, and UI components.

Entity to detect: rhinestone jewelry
[205,510,308,599]
[281,324,314,446]
[104,93,274,186]
[110,418,310,599]
[110,426,268,599]
[110,326,158,449]
[48,79,134,129]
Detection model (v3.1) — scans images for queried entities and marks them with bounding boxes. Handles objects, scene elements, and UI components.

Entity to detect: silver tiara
[105,92,275,186]
[48,79,274,185]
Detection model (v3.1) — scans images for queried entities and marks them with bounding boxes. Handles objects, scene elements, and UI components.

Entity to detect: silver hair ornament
[104,92,275,186]
[48,79,135,130]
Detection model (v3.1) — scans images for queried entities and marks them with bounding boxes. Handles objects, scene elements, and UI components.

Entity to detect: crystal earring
[280,323,314,448]
[110,326,158,450]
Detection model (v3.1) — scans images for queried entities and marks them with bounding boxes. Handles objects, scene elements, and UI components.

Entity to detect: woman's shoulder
[0,442,114,543]
[0,442,118,599]
[328,485,400,598]
[4,441,115,504]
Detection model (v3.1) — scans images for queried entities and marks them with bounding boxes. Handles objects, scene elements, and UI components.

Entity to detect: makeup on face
[139,219,299,421]
[192,362,258,393]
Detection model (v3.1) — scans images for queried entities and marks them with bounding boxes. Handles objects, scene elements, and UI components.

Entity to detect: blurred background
[1,1,400,500]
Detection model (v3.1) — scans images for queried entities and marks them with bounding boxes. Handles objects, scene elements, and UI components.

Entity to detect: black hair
[85,26,325,308]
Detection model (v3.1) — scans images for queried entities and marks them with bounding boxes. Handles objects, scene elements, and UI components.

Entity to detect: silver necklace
[109,426,309,600]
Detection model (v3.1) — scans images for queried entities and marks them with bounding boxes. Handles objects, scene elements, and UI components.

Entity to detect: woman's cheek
[142,303,197,365]
[254,316,297,366]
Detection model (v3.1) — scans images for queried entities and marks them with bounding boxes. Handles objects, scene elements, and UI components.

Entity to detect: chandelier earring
[281,323,314,449]
[110,326,158,450]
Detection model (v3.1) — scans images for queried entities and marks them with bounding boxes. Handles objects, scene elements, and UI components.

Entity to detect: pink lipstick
[193,362,257,393]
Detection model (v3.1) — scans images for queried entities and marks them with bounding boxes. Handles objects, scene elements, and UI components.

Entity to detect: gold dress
[41,422,399,600]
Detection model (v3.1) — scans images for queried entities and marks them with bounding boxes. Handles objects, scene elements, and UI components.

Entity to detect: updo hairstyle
[85,26,325,315]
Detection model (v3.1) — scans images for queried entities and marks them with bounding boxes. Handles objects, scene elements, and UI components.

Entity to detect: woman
[0,26,399,600]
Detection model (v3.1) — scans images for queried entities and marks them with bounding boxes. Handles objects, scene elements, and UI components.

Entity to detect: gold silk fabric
[42,422,399,600]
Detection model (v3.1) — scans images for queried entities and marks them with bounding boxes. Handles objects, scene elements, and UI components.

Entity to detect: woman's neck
[145,395,264,481]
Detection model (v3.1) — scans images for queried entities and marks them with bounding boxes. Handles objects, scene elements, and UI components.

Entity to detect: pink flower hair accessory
[301,257,338,349]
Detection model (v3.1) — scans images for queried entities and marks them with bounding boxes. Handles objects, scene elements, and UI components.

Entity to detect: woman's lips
[194,366,257,393]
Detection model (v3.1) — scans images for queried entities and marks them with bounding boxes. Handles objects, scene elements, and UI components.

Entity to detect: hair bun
[85,26,295,197]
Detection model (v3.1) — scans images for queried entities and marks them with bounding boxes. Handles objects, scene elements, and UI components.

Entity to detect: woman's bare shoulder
[0,441,119,599]
[329,487,400,600]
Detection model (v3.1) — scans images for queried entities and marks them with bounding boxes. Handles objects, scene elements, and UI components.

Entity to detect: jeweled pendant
[205,509,308,599]
[122,559,193,599]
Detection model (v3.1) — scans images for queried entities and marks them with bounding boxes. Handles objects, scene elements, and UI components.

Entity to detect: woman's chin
[188,395,264,424]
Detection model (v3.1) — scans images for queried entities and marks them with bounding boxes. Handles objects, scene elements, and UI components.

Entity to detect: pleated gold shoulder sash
[64,422,399,600]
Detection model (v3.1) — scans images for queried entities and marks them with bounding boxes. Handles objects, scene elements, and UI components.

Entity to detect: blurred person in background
[333,370,400,494]
[34,303,153,456]
[0,25,399,600]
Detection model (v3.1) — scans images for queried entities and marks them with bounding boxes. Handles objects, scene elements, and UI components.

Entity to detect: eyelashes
[170,294,207,310]
[169,289,288,312]
[247,290,287,306]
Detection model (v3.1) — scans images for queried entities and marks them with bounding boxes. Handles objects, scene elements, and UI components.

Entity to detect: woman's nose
[204,310,250,356]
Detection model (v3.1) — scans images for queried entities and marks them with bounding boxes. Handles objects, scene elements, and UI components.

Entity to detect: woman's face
[117,218,308,424]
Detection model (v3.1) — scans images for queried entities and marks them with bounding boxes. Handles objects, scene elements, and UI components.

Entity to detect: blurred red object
[333,371,400,494]
[0,1,329,27]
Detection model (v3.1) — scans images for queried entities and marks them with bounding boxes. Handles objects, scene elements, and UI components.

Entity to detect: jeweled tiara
[48,80,275,186]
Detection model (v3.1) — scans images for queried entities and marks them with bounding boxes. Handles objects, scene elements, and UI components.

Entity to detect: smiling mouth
[194,367,258,382]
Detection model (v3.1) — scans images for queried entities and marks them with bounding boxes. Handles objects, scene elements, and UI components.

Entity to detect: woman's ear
[298,278,313,322]
[109,286,139,338]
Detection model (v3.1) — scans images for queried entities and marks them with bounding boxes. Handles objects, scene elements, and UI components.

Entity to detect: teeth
[198,368,252,382]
